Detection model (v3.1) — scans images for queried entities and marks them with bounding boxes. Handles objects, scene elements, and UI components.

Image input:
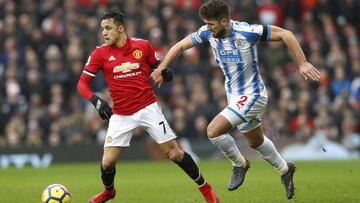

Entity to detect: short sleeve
[191,25,211,45]
[84,48,103,76]
[235,22,270,43]
[147,42,160,68]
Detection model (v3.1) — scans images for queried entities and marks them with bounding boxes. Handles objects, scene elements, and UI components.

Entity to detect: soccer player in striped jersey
[151,0,320,199]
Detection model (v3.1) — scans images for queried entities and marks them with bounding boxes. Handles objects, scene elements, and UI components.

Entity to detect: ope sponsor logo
[219,50,239,55]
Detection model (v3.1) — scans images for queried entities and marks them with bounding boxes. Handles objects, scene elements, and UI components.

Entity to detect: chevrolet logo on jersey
[113,62,140,73]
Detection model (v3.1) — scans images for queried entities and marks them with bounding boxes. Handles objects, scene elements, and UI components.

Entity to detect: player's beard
[212,27,227,38]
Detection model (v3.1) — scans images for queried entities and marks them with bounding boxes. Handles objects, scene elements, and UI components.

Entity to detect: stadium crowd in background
[0,0,359,157]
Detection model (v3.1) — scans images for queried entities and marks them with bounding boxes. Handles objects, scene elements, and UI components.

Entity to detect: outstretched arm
[268,26,320,81]
[151,35,195,87]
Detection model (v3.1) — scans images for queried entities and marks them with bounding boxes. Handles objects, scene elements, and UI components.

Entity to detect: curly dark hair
[101,8,125,26]
[199,0,230,20]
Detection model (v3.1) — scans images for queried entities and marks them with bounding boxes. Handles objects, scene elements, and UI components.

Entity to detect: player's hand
[151,68,164,87]
[90,95,112,120]
[299,61,321,81]
[151,68,173,88]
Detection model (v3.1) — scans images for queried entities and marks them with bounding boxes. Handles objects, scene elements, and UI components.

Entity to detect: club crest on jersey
[113,62,140,73]
[235,39,245,47]
[132,49,143,59]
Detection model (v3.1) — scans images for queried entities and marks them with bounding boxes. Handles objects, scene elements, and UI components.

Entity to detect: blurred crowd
[0,0,359,156]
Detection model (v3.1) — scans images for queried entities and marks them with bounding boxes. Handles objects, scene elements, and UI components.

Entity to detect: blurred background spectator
[0,0,359,159]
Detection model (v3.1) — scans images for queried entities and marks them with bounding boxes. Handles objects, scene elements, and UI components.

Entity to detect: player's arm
[77,55,112,120]
[268,25,320,81]
[151,35,195,87]
[147,42,174,83]
[158,35,195,70]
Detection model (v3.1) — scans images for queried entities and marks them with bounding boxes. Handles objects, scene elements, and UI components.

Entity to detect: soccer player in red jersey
[77,9,220,203]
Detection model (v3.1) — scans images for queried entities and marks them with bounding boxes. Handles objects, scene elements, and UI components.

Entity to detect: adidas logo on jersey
[108,56,116,61]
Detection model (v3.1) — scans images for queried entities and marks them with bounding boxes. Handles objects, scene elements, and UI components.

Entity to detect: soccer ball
[41,184,71,203]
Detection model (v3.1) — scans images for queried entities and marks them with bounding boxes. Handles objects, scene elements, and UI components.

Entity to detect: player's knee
[247,138,263,148]
[102,158,116,169]
[207,124,217,138]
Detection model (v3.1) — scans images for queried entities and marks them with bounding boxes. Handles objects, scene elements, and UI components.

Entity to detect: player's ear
[220,17,228,25]
[118,25,125,32]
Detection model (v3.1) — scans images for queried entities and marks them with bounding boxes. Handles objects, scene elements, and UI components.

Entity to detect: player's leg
[207,114,247,168]
[243,126,288,173]
[159,140,205,185]
[159,140,219,203]
[215,91,269,191]
[101,147,123,191]
[243,125,296,199]
[89,147,122,203]
[140,103,219,203]
[207,113,249,191]
[89,114,136,203]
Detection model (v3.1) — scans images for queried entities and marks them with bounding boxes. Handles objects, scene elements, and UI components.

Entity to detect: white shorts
[220,90,268,133]
[104,102,177,147]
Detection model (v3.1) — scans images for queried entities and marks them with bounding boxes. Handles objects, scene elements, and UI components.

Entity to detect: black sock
[100,165,116,191]
[175,152,206,186]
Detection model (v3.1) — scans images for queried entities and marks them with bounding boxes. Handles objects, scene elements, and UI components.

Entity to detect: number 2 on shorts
[236,95,248,109]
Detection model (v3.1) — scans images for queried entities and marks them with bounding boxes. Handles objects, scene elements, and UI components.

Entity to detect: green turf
[0,160,359,203]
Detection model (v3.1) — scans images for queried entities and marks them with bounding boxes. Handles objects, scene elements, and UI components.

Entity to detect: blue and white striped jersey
[191,21,270,97]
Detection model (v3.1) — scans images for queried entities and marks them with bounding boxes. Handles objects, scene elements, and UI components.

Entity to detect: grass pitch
[0,160,359,203]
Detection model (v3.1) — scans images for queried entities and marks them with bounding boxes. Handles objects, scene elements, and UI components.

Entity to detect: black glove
[90,95,113,120]
[161,68,173,82]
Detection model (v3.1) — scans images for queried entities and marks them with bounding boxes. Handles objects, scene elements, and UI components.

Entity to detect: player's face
[203,18,228,38]
[100,18,124,45]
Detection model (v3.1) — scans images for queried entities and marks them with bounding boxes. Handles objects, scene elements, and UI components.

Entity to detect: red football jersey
[83,37,159,115]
